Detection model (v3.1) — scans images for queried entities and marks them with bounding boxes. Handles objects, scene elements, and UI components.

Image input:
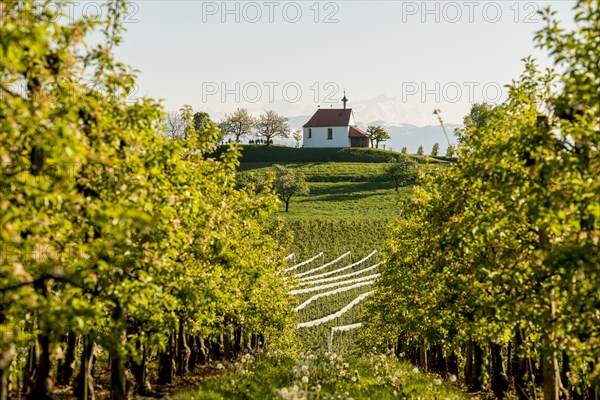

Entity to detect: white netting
[285,253,295,261]
[294,262,383,287]
[331,323,363,333]
[284,252,323,273]
[296,291,374,329]
[295,251,351,278]
[289,273,380,296]
[297,251,377,281]
[294,281,375,311]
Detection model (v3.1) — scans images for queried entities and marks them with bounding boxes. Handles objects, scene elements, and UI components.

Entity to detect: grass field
[176,353,466,400]
[235,146,425,259]
[240,162,410,219]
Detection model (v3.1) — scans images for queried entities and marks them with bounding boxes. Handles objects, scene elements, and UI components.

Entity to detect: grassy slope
[232,145,437,163]
[236,147,413,259]
[242,161,408,220]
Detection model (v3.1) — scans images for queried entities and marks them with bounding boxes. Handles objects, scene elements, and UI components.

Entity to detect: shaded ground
[50,364,226,400]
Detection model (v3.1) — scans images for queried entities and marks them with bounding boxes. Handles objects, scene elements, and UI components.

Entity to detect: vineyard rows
[285,251,382,350]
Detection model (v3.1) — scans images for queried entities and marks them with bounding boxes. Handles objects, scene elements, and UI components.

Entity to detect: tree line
[165,108,293,147]
[0,2,294,399]
[362,2,599,399]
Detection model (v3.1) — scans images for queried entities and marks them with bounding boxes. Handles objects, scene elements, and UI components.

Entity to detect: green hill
[218,144,442,164]
[236,145,400,163]
[231,146,422,259]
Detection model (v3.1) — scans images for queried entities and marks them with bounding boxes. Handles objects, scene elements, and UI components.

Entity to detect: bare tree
[254,110,289,146]
[219,108,255,142]
[164,111,186,140]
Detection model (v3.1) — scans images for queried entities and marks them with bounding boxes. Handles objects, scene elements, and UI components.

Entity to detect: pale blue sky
[109,1,576,125]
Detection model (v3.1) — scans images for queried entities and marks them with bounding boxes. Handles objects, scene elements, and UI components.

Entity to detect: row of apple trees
[362,2,598,399]
[0,1,294,400]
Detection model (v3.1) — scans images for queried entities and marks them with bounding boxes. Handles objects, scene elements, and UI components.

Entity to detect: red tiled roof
[349,125,368,138]
[303,109,353,128]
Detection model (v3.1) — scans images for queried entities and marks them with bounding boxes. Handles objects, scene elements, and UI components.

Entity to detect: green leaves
[1,0,294,390]
[363,0,599,392]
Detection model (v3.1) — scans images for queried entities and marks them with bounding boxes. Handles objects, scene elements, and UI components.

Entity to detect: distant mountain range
[285,115,461,154]
[208,94,464,152]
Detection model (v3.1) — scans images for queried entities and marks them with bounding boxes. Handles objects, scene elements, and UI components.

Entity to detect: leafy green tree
[366,126,390,148]
[430,143,439,157]
[386,155,421,191]
[466,102,493,129]
[219,108,254,142]
[445,145,455,158]
[271,165,309,212]
[292,130,303,148]
[193,111,221,143]
[401,147,408,154]
[0,3,294,400]
[363,2,599,398]
[255,110,290,146]
[416,145,424,156]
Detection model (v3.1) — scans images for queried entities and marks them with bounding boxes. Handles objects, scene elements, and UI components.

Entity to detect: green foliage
[240,162,391,183]
[271,165,310,212]
[386,155,421,191]
[176,352,466,400]
[292,130,303,148]
[366,126,391,149]
[362,1,600,395]
[276,219,390,261]
[224,145,435,164]
[445,145,455,158]
[430,143,439,157]
[416,145,424,156]
[0,1,294,396]
[401,147,408,154]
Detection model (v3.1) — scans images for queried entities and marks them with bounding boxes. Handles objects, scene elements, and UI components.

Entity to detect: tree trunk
[512,328,531,400]
[418,340,427,371]
[466,341,483,392]
[472,342,484,391]
[465,341,473,389]
[234,325,243,357]
[0,342,16,400]
[27,333,54,400]
[542,296,563,400]
[157,334,175,385]
[176,319,190,376]
[216,332,225,360]
[447,351,459,377]
[222,330,232,360]
[542,349,562,400]
[73,335,95,400]
[395,336,402,359]
[560,351,570,397]
[111,303,127,400]
[0,368,7,400]
[257,333,265,351]
[130,344,151,395]
[57,332,77,386]
[198,337,209,366]
[490,342,509,399]
[188,335,199,372]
